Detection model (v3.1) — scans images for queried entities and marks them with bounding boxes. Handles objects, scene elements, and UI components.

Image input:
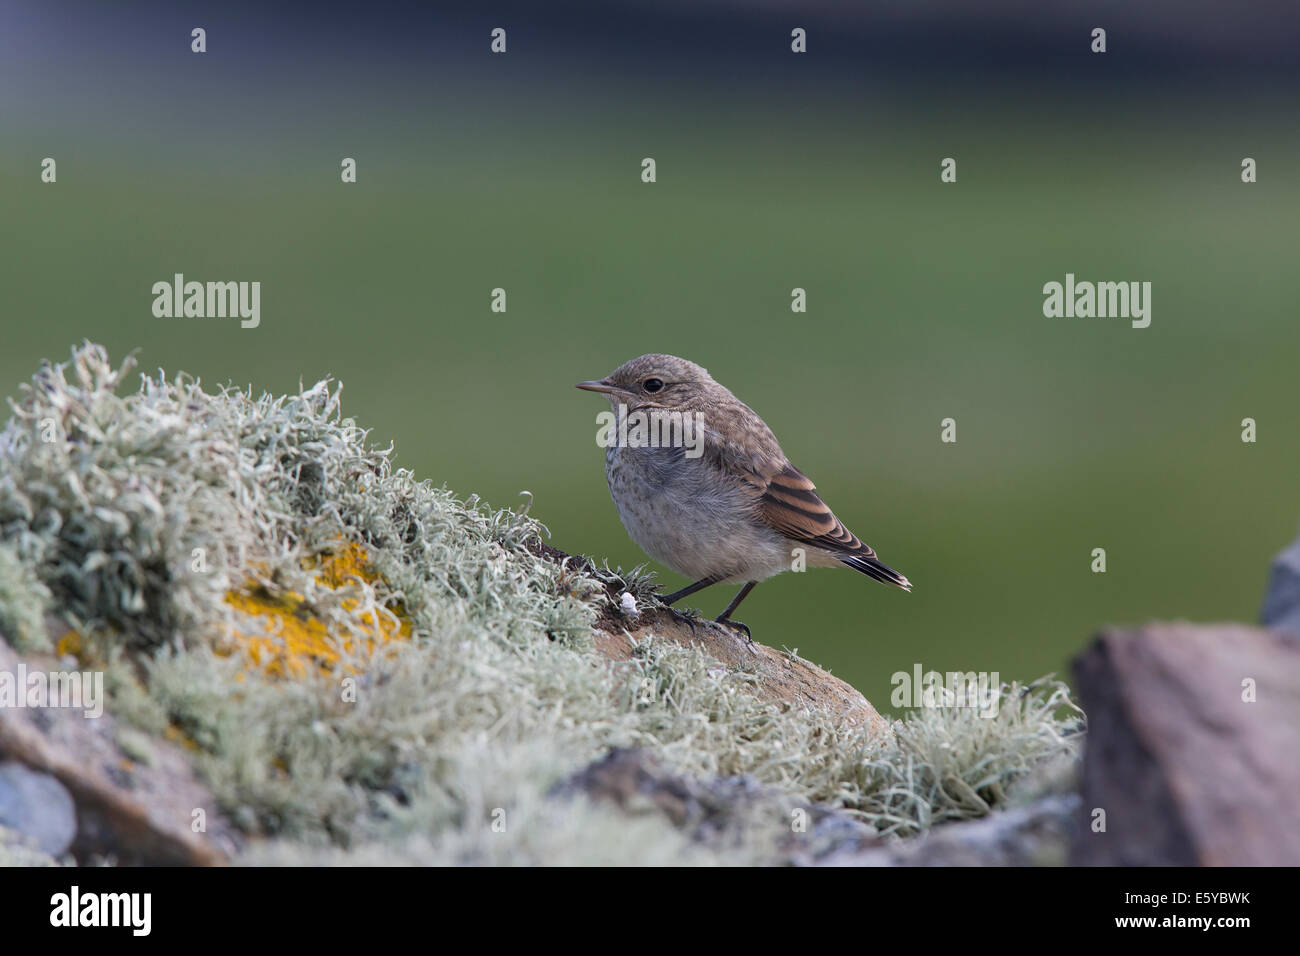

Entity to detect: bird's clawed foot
[714,615,753,644]
[664,604,701,635]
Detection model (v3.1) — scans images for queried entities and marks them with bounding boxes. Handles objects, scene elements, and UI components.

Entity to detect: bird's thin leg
[660,576,720,606]
[715,582,757,643]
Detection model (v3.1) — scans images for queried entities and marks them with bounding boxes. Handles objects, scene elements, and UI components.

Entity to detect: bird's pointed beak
[575,379,619,395]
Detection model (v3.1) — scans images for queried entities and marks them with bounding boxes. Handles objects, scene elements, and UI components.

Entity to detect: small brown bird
[577,354,910,639]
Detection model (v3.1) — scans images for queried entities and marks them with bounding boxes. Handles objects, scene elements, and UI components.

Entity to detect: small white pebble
[707,666,727,680]
[618,591,639,617]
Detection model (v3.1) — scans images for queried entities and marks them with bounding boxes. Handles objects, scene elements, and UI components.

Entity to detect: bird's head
[575,354,718,411]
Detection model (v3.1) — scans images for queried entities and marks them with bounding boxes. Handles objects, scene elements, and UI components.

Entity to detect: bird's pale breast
[605,444,793,583]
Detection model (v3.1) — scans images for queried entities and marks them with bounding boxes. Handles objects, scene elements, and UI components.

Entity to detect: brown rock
[1070,623,1300,866]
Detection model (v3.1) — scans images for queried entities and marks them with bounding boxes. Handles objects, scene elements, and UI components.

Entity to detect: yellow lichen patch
[303,542,378,589]
[164,723,202,753]
[221,542,412,679]
[54,628,113,668]
[56,629,83,658]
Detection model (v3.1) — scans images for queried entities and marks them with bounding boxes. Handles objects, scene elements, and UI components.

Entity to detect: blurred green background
[3,2,1297,709]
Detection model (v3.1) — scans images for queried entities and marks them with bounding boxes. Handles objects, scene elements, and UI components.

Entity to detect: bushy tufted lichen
[0,343,1082,865]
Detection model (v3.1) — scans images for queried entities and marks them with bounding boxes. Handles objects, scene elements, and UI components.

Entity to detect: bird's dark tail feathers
[841,554,912,592]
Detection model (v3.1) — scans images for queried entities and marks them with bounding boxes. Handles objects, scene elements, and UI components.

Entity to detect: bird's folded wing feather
[698,406,875,557]
[753,462,875,557]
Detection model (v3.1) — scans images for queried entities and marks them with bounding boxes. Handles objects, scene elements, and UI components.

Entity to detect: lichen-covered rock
[0,637,239,865]
[824,794,1078,867]
[0,343,1084,865]
[535,541,888,734]
[553,747,880,862]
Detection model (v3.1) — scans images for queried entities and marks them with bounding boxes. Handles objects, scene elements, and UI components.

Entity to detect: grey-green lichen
[0,540,50,653]
[0,824,62,867]
[0,342,1083,865]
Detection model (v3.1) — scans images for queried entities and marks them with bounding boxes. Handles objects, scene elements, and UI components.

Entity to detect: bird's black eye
[643,378,665,393]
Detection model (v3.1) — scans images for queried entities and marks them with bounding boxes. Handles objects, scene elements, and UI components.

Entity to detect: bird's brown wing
[753,462,874,557]
[701,409,911,590]
[751,461,912,590]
